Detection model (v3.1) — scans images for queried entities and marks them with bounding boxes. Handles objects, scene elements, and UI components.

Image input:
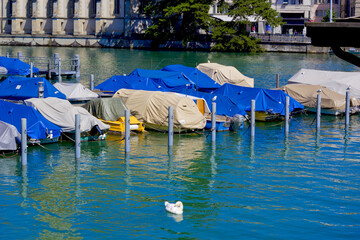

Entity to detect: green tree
[144,0,213,47]
[322,9,337,22]
[211,0,283,52]
[144,0,283,52]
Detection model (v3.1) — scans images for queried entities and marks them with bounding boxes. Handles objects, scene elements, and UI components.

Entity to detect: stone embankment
[0,33,330,53]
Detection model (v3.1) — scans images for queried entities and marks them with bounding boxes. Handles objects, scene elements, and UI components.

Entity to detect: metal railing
[2,52,80,78]
[250,33,311,44]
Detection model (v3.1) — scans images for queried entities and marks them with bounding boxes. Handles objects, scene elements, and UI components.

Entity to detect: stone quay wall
[0,34,330,53]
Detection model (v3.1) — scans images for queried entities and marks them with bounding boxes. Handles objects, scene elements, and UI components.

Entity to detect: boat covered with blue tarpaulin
[161,64,221,92]
[0,57,39,76]
[0,100,62,142]
[129,68,195,92]
[0,76,66,100]
[213,83,304,120]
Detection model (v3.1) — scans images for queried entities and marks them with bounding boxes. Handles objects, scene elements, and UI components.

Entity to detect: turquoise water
[1,47,360,239]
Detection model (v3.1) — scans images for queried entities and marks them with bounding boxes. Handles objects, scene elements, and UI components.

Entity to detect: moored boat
[113,89,206,133]
[24,97,110,141]
[196,62,254,88]
[0,100,62,145]
[0,76,66,101]
[213,83,304,122]
[288,68,360,98]
[53,82,99,104]
[279,84,360,115]
[0,121,21,156]
[83,98,145,133]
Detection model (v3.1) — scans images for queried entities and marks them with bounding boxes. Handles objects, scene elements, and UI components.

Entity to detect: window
[27,0,33,18]
[114,0,120,15]
[47,0,53,17]
[68,0,75,17]
[8,1,13,17]
[90,0,97,17]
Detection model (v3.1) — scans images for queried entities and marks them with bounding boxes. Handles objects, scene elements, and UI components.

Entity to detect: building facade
[0,0,151,36]
[340,0,360,17]
[0,0,346,38]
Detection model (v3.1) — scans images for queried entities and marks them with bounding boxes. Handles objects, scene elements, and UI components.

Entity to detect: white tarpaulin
[197,63,254,87]
[288,69,360,98]
[54,82,99,100]
[24,97,109,133]
[0,121,20,151]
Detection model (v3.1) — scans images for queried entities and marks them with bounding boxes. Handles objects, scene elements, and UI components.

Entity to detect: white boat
[288,68,360,98]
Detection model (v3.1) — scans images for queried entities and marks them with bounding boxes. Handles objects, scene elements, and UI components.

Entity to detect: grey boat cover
[279,84,360,110]
[24,97,109,133]
[113,89,206,130]
[53,82,99,100]
[288,68,360,98]
[0,120,20,151]
[196,63,254,87]
[83,98,127,121]
[0,66,8,74]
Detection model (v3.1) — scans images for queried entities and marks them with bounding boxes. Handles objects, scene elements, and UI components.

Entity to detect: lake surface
[1,47,360,239]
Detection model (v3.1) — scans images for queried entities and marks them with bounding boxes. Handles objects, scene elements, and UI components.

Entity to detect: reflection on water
[1,47,360,239]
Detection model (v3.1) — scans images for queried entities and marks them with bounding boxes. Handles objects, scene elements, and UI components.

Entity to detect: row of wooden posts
[20,80,352,167]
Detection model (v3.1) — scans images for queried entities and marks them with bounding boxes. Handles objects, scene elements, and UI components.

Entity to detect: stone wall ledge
[0,34,329,53]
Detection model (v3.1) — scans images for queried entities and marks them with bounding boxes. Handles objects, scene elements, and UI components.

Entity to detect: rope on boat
[0,151,19,158]
[62,132,76,143]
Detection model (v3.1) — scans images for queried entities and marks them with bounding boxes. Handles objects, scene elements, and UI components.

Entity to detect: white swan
[165,201,183,215]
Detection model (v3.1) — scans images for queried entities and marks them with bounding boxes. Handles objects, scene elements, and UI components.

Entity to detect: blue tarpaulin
[0,57,39,76]
[95,75,167,93]
[129,68,194,91]
[95,75,246,117]
[213,83,304,115]
[0,100,62,140]
[161,64,220,92]
[176,88,247,116]
[0,76,66,100]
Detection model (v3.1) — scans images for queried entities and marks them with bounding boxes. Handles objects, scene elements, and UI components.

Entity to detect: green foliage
[322,9,337,22]
[144,0,213,47]
[211,0,283,52]
[144,0,283,52]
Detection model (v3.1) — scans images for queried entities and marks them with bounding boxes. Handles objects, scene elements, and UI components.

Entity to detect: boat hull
[100,116,145,133]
